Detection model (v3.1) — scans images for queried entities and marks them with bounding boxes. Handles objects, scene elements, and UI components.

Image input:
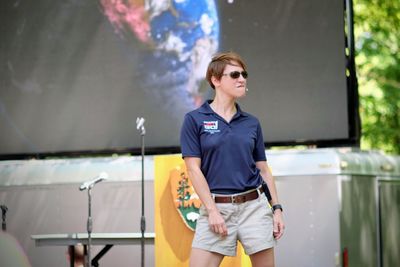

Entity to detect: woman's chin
[237,88,247,98]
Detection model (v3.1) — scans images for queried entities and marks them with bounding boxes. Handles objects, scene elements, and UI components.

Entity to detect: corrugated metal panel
[0,156,154,186]
[267,148,400,177]
[0,149,399,187]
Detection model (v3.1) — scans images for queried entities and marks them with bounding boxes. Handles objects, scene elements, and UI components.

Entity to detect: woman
[180,51,284,267]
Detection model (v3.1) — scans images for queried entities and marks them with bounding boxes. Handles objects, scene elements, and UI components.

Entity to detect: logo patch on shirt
[203,120,220,134]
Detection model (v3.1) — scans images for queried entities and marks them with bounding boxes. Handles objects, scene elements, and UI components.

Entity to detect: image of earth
[0,0,221,153]
[100,0,220,115]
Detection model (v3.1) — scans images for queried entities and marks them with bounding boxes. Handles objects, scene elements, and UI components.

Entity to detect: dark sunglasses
[223,71,248,79]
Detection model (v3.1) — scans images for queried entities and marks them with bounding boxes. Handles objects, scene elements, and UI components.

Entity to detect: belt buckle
[231,195,237,203]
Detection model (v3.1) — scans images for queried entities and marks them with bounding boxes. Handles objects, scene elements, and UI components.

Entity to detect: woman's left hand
[273,210,285,240]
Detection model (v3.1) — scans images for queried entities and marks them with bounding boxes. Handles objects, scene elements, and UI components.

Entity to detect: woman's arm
[184,157,227,236]
[256,161,285,240]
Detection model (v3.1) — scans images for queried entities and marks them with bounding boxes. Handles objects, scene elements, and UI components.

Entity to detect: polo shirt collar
[198,100,248,117]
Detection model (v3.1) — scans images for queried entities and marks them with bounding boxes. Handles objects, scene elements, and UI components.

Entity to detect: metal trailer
[0,148,399,267]
[267,148,400,267]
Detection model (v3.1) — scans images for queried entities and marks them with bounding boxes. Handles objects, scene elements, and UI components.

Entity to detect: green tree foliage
[353,0,400,154]
[177,172,190,207]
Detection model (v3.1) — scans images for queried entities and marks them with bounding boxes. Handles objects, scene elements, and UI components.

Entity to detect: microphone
[136,117,146,135]
[136,117,145,130]
[79,172,108,191]
[0,205,7,214]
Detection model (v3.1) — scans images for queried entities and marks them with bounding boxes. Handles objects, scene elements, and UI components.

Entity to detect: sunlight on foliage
[354,0,400,155]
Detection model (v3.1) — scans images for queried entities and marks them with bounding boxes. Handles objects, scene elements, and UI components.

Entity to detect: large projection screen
[0,0,352,157]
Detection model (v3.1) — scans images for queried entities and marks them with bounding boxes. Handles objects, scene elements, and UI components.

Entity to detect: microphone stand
[87,186,93,267]
[79,174,107,267]
[136,117,146,267]
[1,205,7,231]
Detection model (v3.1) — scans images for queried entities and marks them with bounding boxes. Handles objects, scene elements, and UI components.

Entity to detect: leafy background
[354,0,400,154]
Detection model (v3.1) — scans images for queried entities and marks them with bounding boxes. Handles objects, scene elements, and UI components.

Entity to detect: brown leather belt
[214,186,264,204]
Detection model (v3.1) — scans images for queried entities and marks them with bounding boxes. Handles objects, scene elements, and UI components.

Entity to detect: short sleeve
[253,121,267,161]
[180,114,201,158]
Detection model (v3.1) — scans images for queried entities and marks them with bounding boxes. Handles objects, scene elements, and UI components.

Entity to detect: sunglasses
[223,71,248,79]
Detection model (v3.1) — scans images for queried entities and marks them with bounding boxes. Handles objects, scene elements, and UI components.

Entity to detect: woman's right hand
[183,157,228,236]
[208,209,228,236]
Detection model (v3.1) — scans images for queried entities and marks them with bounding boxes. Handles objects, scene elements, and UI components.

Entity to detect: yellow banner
[154,154,251,267]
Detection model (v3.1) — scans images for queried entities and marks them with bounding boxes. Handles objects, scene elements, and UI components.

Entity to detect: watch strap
[272,204,283,213]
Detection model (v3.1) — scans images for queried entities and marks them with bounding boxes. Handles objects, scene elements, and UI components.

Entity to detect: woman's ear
[211,76,220,89]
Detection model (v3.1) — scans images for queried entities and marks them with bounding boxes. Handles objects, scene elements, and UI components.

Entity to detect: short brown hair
[206,51,247,89]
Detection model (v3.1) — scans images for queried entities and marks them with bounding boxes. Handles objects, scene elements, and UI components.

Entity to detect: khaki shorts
[192,191,276,256]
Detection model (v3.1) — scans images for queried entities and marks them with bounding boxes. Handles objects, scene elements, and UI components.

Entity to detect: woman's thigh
[249,247,275,267]
[189,248,224,267]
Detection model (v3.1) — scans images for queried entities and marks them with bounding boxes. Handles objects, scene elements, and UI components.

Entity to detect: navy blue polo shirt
[180,100,267,194]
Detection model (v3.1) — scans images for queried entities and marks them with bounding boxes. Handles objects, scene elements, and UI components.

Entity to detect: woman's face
[216,62,247,99]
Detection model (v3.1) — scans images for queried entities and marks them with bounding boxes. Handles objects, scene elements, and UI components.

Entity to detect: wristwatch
[272,204,283,213]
